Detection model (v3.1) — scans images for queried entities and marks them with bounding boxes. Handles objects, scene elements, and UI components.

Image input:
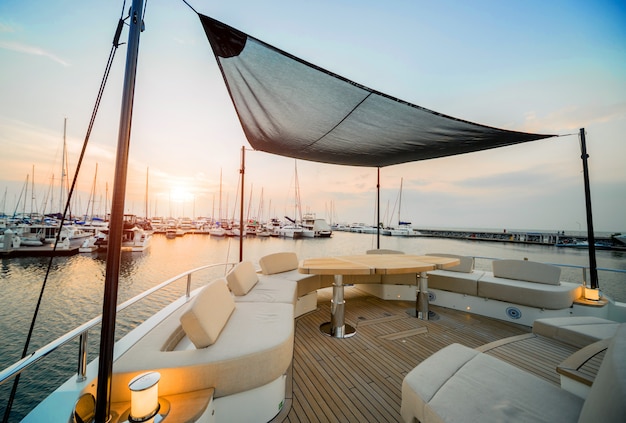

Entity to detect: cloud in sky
[0,40,69,66]
[523,102,626,133]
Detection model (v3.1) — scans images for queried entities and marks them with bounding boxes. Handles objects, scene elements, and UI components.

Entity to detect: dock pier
[414,228,624,250]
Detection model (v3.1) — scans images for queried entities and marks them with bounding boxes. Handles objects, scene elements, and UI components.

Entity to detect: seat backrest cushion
[226,261,259,296]
[427,253,473,273]
[578,323,626,422]
[366,249,404,255]
[259,252,299,275]
[493,259,561,285]
[180,278,235,348]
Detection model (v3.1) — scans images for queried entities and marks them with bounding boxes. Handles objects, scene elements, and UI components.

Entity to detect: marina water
[1,231,625,421]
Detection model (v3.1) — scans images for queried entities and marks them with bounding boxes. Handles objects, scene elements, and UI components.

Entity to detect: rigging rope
[2,2,128,421]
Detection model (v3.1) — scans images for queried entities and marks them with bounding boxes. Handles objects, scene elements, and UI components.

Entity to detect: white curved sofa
[428,257,582,310]
[111,278,294,421]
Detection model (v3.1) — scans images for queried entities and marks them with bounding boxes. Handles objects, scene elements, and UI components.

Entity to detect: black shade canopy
[200,14,555,168]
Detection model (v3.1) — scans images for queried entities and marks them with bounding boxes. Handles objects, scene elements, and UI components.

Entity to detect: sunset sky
[1,0,625,232]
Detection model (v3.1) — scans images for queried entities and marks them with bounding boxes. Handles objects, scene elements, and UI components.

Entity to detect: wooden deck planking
[483,336,579,385]
[276,287,582,422]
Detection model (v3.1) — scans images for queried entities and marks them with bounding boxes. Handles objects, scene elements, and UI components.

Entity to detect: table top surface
[298,254,460,275]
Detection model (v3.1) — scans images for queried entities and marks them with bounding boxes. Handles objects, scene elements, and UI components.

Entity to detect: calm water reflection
[1,231,625,420]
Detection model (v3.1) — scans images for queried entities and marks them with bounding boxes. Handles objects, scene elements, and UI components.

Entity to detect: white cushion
[180,279,234,348]
[258,252,299,275]
[428,269,484,296]
[493,259,561,285]
[226,261,259,295]
[532,317,620,348]
[427,253,474,273]
[366,249,404,254]
[233,275,298,305]
[478,274,581,309]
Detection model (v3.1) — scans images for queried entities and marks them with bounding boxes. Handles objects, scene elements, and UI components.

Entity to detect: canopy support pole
[239,146,245,262]
[579,128,598,289]
[95,0,143,420]
[376,167,380,249]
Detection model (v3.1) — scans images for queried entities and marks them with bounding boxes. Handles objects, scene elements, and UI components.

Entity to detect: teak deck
[274,287,582,422]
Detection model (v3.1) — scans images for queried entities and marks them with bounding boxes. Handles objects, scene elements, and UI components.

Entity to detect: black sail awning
[199,14,555,168]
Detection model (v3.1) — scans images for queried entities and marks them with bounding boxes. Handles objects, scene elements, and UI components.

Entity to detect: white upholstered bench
[478,260,582,310]
[426,258,584,325]
[401,323,626,423]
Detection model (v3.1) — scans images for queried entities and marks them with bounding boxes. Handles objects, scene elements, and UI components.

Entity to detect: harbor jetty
[414,228,625,250]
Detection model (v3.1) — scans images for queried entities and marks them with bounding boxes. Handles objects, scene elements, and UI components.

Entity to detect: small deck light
[584,287,600,301]
[129,372,162,422]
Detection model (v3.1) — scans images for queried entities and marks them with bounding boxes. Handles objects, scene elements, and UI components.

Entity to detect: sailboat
[2,2,624,423]
[386,178,419,237]
[209,170,226,237]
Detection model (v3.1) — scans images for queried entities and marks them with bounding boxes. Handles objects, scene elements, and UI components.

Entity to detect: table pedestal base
[320,322,356,338]
[319,274,357,338]
[407,272,429,320]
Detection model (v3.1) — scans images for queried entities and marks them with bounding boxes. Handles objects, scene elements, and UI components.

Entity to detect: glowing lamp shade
[584,288,600,301]
[129,371,161,421]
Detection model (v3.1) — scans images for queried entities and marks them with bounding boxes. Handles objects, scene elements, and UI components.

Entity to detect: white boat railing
[0,261,237,386]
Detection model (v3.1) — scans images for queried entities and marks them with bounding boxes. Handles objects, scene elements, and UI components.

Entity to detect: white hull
[209,227,226,237]
[277,226,303,238]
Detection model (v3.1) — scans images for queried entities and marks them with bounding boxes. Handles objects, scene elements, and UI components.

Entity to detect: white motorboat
[95,226,152,252]
[388,225,420,237]
[276,224,303,239]
[208,225,226,237]
[302,214,332,237]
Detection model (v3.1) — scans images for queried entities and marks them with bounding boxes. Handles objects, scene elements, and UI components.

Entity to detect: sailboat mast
[398,177,403,226]
[294,160,301,221]
[95,0,144,420]
[60,118,67,214]
[30,165,35,218]
[239,145,245,261]
[90,163,98,221]
[145,166,149,219]
[218,169,222,223]
[23,174,28,218]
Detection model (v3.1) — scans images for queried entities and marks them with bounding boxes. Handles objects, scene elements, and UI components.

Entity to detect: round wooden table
[298,254,460,338]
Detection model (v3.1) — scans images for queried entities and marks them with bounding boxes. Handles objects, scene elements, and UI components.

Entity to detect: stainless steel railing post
[76,331,88,382]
